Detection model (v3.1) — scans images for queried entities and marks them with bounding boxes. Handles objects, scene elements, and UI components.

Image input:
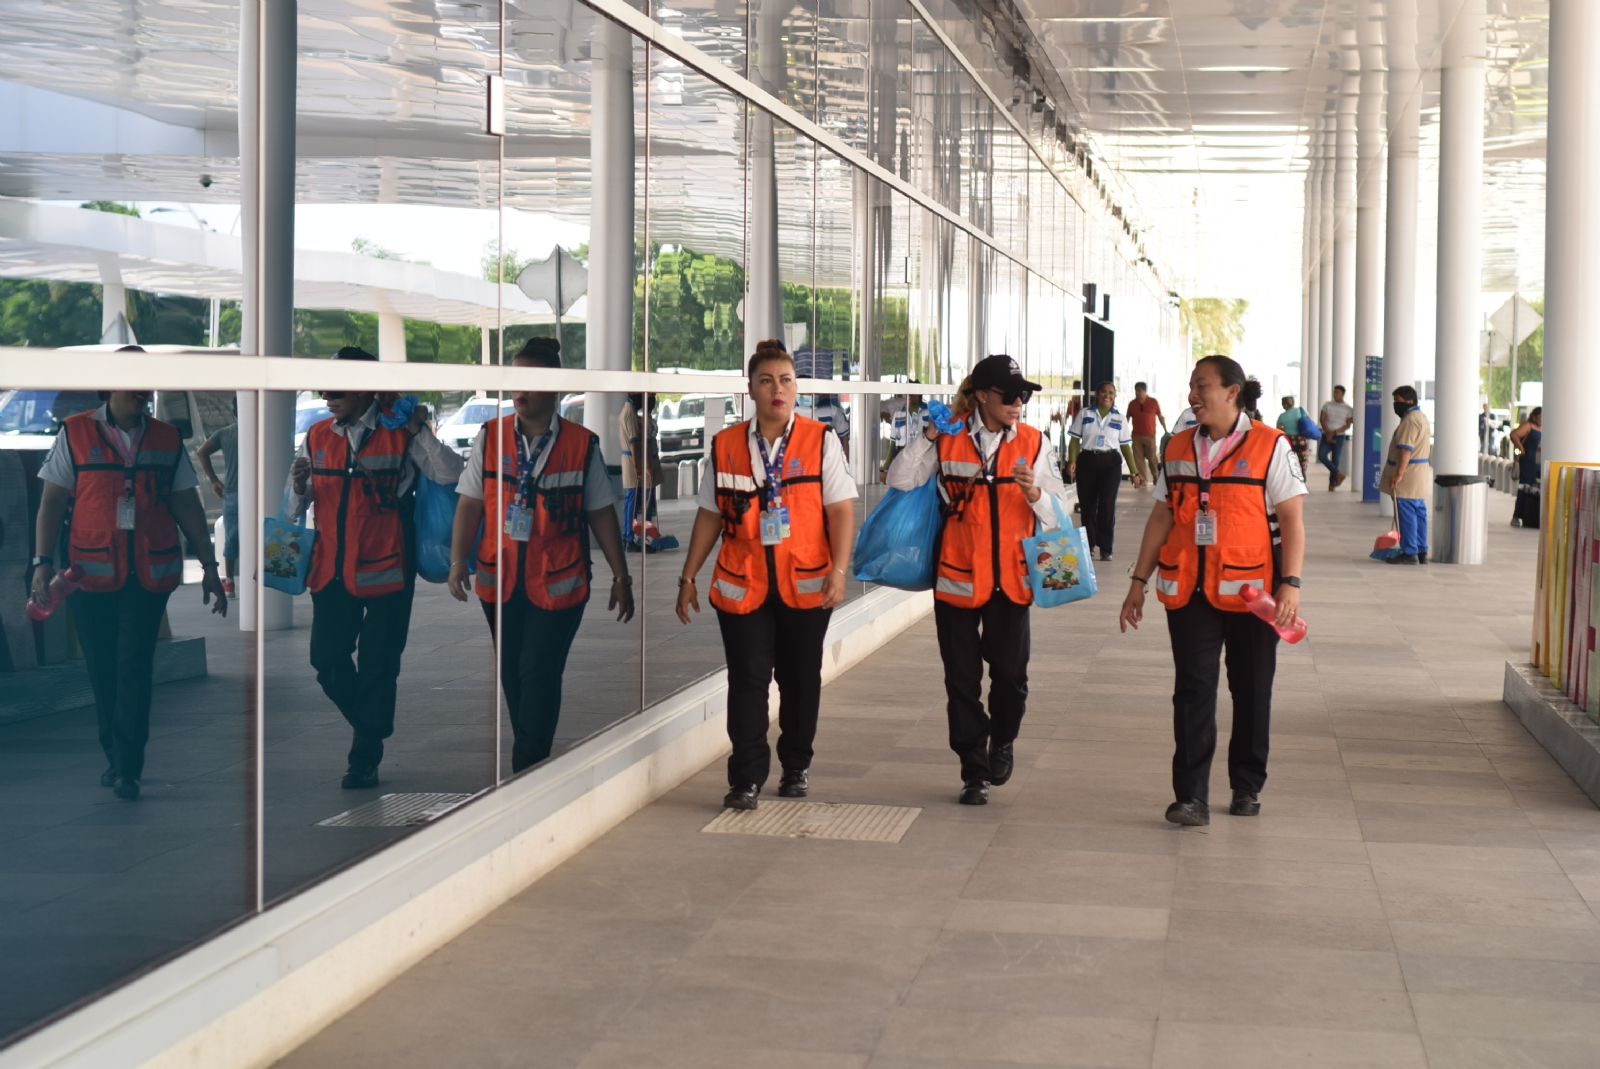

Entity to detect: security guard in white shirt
[1067,381,1144,561]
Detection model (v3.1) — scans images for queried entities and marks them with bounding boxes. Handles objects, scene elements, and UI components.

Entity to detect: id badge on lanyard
[759,506,791,546]
[117,484,136,530]
[1194,510,1216,545]
[757,426,791,546]
[505,428,551,542]
[505,505,532,542]
[1194,428,1239,547]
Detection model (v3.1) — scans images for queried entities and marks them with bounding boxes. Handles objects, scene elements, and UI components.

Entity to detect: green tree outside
[1179,297,1249,361]
[1483,297,1543,414]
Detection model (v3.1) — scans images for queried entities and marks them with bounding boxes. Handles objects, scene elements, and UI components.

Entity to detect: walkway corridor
[277,489,1600,1069]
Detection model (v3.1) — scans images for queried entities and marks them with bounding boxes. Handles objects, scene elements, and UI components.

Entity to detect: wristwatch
[30,555,52,568]
[1279,575,1301,588]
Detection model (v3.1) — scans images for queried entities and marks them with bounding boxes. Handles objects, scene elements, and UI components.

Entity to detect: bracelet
[200,560,219,571]
[833,566,847,576]
[1130,575,1149,586]
[678,575,695,587]
[614,575,632,585]
[1278,576,1301,588]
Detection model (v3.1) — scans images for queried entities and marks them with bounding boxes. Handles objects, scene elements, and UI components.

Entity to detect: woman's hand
[675,577,700,624]
[610,576,636,622]
[1273,584,1300,630]
[30,562,53,605]
[447,560,470,602]
[1118,581,1145,632]
[1066,460,1077,480]
[821,567,846,609]
[291,456,311,495]
[1012,459,1040,502]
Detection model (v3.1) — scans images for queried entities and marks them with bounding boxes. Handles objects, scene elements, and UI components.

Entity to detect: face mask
[1393,401,1410,418]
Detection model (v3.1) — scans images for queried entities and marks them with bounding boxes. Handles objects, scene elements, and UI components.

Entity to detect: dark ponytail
[1196,354,1261,411]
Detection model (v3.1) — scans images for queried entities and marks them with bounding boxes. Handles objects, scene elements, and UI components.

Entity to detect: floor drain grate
[317,792,473,828]
[702,800,921,842]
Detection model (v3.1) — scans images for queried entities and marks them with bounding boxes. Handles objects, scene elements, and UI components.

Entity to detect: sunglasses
[1000,389,1033,406]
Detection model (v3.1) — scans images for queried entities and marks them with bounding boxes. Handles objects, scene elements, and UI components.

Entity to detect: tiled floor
[276,486,1600,1069]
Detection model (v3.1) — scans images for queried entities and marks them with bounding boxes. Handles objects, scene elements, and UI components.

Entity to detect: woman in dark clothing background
[1510,406,1542,529]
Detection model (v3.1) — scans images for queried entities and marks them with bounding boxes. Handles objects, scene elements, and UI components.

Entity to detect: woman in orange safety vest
[1118,355,1307,827]
[675,340,857,811]
[885,354,1068,806]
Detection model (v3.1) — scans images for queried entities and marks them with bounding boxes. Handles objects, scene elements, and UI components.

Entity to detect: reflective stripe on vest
[1155,421,1281,613]
[472,415,595,610]
[708,417,834,614]
[63,412,184,594]
[932,423,1041,609]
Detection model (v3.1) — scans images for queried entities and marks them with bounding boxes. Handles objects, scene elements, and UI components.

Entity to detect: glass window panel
[817,0,870,157]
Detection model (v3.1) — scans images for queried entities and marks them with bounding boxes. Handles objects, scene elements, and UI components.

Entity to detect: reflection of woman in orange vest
[1118,356,1308,827]
[31,357,227,801]
[886,355,1068,805]
[448,337,635,774]
[287,347,464,790]
[675,340,857,811]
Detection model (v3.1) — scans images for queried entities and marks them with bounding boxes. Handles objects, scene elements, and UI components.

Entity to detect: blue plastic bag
[378,394,418,430]
[1023,497,1097,608]
[926,399,965,436]
[851,477,942,590]
[263,489,314,595]
[414,476,459,584]
[1298,413,1322,440]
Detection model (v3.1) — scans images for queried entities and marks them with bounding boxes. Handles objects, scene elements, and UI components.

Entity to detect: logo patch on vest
[788,457,803,474]
[90,447,101,456]
[1233,458,1251,476]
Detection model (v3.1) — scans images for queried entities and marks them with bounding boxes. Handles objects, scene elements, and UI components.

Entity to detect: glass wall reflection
[0,379,249,1039]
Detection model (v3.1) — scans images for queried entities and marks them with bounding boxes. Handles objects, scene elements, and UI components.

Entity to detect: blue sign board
[1363,355,1383,502]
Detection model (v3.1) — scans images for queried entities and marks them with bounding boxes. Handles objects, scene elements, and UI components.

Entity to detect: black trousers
[934,593,1030,782]
[310,577,415,769]
[73,581,173,780]
[481,591,586,773]
[716,587,832,788]
[1076,450,1123,554]
[1165,592,1277,804]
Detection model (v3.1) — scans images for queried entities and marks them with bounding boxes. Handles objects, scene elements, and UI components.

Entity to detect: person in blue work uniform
[1380,385,1432,565]
[1066,381,1144,561]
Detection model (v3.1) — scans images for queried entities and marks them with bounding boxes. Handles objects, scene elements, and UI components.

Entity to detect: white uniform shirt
[1319,400,1353,435]
[286,400,464,518]
[695,419,858,511]
[1068,405,1131,452]
[457,416,617,510]
[1171,407,1199,434]
[1152,412,1308,511]
[38,404,200,493]
[885,420,1069,529]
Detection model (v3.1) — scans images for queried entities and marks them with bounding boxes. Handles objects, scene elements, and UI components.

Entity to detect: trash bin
[1432,474,1488,564]
[679,459,698,498]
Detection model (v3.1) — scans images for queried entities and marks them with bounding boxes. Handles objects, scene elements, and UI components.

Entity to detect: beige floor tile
[1390,920,1600,963]
[1365,840,1566,873]
[1168,909,1395,952]
[944,899,1170,940]
[1172,880,1389,920]
[875,1008,1155,1068]
[1150,1022,1428,1069]
[1416,1034,1600,1069]
[1400,953,1600,1002]
[900,931,1168,1018]
[1410,992,1600,1041]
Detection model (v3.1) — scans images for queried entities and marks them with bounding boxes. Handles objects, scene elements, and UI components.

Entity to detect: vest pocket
[1213,547,1269,605]
[791,550,832,597]
[71,541,117,579]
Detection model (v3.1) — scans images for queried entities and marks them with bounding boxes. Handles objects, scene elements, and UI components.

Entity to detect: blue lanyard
[756,422,791,509]
[513,427,553,509]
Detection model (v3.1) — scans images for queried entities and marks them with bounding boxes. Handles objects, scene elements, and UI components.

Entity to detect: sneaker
[1165,799,1210,826]
[1099,551,1113,562]
[1385,553,1418,565]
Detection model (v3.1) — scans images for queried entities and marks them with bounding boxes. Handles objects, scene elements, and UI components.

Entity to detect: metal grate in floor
[317,792,474,828]
[701,800,921,842]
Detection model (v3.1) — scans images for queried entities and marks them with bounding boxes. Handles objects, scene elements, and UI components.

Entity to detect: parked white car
[656,393,739,462]
[437,395,514,456]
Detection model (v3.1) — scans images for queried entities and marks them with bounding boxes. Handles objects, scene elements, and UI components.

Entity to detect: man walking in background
[196,416,238,596]
[1126,381,1166,486]
[1318,385,1353,490]
[1381,385,1432,565]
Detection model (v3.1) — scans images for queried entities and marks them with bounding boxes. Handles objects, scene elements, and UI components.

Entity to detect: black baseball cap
[969,354,1042,395]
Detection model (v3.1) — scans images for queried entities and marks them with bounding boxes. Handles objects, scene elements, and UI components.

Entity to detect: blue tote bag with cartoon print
[1023,497,1096,608]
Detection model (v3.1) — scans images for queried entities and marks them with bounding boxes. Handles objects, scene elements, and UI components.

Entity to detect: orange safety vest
[709,416,834,613]
[305,416,412,597]
[1154,421,1282,612]
[473,414,594,610]
[934,423,1042,608]
[63,411,186,594]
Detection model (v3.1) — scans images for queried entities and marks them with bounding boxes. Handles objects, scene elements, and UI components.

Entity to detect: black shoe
[1099,551,1113,562]
[112,775,140,801]
[989,741,1015,786]
[723,783,760,810]
[778,768,809,798]
[341,766,379,790]
[1416,551,1428,565]
[100,767,116,788]
[1230,790,1261,816]
[959,780,989,805]
[1385,553,1418,565]
[1165,799,1210,826]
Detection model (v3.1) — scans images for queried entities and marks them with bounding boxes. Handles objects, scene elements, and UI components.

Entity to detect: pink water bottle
[27,563,85,621]
[1239,583,1307,644]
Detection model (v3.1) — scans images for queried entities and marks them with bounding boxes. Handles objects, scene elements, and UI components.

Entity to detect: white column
[744,0,784,355]
[238,0,297,632]
[1318,114,1335,409]
[377,312,406,362]
[1353,4,1386,500]
[1332,26,1359,473]
[1541,0,1600,467]
[1381,0,1421,517]
[1432,0,1486,478]
[1300,167,1314,409]
[1305,123,1324,415]
[587,19,634,467]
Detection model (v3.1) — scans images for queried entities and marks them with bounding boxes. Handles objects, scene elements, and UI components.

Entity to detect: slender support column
[1433,0,1486,478]
[1304,131,1322,414]
[1318,113,1335,409]
[1354,3,1386,501]
[587,19,635,466]
[1381,0,1421,518]
[238,0,296,632]
[1541,0,1600,468]
[743,0,783,353]
[377,312,406,362]
[1332,27,1359,488]
[1300,166,1314,409]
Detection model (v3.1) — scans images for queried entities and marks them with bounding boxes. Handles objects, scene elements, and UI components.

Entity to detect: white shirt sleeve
[37,433,75,490]
[409,423,465,487]
[885,430,938,491]
[583,437,618,511]
[1117,412,1133,446]
[819,429,858,506]
[456,426,488,500]
[1067,409,1088,440]
[1264,435,1310,510]
[170,451,200,493]
[284,436,312,519]
[1031,442,1070,528]
[695,449,719,513]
